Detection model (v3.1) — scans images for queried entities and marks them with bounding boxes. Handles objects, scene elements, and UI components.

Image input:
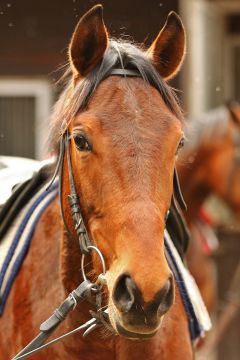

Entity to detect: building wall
[0,0,178,76]
[180,0,240,116]
[0,0,179,159]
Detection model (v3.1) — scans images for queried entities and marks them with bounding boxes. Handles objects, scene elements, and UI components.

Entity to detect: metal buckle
[81,245,107,287]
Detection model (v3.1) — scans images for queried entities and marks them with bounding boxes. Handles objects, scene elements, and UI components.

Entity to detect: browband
[109,69,142,77]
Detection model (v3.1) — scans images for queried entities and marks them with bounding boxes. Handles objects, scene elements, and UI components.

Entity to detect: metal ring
[69,292,78,310]
[81,245,106,282]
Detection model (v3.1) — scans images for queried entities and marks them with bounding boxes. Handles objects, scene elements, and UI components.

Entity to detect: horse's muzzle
[111,273,174,337]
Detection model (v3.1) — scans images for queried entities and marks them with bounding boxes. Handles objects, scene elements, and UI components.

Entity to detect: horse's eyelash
[69,131,85,139]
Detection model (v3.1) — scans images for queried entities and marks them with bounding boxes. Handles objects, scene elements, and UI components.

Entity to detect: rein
[12,68,187,360]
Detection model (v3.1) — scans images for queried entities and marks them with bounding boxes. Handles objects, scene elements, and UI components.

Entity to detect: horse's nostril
[157,277,174,316]
[113,274,139,313]
[113,274,174,319]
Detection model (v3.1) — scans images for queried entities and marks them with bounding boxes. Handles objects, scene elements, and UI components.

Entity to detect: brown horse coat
[0,5,194,359]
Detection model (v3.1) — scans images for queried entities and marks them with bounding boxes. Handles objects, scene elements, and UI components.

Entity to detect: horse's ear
[69,4,109,77]
[147,11,186,80]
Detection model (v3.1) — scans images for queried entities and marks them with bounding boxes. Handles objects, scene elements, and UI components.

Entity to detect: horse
[0,5,197,359]
[177,102,240,315]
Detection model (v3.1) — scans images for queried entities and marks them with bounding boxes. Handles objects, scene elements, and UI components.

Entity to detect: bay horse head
[50,4,186,339]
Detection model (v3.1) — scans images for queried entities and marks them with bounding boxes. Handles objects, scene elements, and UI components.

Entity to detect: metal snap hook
[81,245,106,283]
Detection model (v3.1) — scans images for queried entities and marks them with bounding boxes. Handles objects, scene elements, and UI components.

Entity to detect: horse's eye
[73,134,92,152]
[177,137,185,153]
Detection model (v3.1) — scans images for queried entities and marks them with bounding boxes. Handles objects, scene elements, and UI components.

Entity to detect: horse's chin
[109,310,162,340]
[115,321,159,340]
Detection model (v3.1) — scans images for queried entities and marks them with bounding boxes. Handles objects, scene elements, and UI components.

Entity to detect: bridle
[60,130,92,254]
[12,68,187,360]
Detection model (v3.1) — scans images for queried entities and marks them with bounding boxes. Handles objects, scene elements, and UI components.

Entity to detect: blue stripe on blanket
[164,230,211,342]
[165,239,201,340]
[0,183,58,314]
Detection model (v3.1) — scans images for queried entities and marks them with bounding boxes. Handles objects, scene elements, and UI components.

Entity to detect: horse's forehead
[74,77,182,137]
[92,77,175,116]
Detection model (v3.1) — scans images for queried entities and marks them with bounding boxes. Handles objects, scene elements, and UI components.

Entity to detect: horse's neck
[60,230,83,293]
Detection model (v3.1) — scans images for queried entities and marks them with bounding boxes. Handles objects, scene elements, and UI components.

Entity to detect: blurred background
[0,0,239,358]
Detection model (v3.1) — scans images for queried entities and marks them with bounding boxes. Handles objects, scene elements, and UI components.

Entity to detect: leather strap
[173,168,187,211]
[64,131,91,253]
[110,69,141,77]
[13,280,95,360]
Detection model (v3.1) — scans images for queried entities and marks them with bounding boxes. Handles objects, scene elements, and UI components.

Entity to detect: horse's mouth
[109,310,162,340]
[115,321,158,340]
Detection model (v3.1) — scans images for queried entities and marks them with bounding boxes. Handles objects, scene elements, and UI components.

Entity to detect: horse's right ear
[69,4,109,77]
[147,12,186,80]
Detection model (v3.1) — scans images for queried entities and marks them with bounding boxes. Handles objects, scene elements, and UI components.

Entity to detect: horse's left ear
[69,4,109,77]
[147,11,186,80]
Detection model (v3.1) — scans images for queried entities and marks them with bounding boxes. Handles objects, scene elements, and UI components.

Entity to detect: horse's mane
[184,105,230,151]
[48,39,184,153]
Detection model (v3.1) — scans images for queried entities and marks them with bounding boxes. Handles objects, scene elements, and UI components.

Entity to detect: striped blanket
[0,182,58,314]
